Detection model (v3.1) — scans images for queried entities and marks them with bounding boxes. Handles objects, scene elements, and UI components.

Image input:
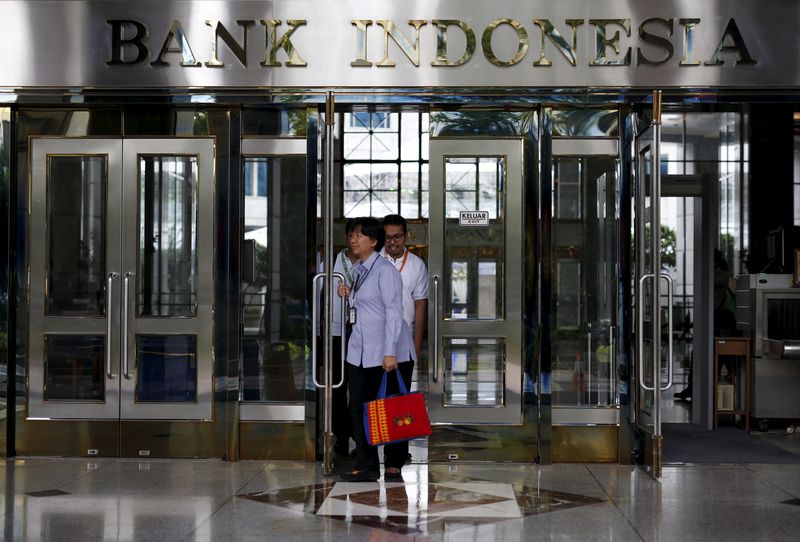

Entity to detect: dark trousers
[348,361,415,473]
[316,336,351,448]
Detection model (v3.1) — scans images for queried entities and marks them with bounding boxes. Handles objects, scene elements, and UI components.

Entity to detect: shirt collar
[380,247,406,263]
[355,251,380,274]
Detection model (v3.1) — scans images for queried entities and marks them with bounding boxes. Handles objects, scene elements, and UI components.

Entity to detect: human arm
[413,299,426,357]
[381,264,405,367]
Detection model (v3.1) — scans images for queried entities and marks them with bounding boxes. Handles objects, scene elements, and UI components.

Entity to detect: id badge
[349,307,357,324]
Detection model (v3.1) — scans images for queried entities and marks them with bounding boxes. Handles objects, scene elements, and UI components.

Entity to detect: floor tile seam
[743,464,800,499]
[178,493,238,542]
[51,458,117,491]
[584,463,648,542]
[231,462,271,496]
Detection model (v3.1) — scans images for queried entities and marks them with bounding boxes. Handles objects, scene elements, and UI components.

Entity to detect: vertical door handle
[610,326,617,405]
[587,329,593,405]
[660,273,674,391]
[311,273,324,388]
[432,275,440,384]
[123,272,133,380]
[106,272,118,379]
[332,272,346,389]
[638,273,655,391]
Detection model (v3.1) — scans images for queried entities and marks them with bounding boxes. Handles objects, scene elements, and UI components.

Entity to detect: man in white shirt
[380,214,428,357]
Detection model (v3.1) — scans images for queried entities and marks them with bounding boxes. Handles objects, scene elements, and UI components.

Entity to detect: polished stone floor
[1,458,800,541]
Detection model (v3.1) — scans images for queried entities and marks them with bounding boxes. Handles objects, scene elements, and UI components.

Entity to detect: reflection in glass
[444,156,504,320]
[430,110,535,137]
[443,338,505,407]
[47,156,106,316]
[554,158,580,219]
[551,156,619,407]
[550,109,619,137]
[136,335,197,402]
[242,156,306,402]
[243,108,308,136]
[138,155,198,317]
[44,335,104,401]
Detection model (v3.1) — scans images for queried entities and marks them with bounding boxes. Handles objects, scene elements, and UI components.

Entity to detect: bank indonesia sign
[0,0,798,88]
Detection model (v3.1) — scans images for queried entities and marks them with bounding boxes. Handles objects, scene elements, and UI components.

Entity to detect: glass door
[120,139,215,420]
[29,138,215,425]
[632,104,674,477]
[428,139,523,425]
[29,139,122,419]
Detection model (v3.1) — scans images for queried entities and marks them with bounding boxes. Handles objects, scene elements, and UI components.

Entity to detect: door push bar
[637,273,674,392]
[431,275,440,384]
[106,272,119,379]
[311,272,347,389]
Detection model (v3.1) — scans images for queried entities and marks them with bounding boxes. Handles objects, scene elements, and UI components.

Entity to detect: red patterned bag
[364,370,432,445]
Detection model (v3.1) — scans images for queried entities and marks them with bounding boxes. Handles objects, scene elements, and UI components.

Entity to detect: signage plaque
[459,211,490,227]
[0,0,797,89]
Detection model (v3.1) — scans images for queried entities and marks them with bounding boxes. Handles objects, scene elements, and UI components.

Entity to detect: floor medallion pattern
[238,474,605,534]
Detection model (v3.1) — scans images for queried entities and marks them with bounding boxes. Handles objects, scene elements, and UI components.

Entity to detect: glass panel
[443,156,504,320]
[343,163,399,217]
[554,158,581,219]
[661,113,684,162]
[443,338,505,407]
[343,112,399,160]
[44,335,104,401]
[136,335,197,402]
[47,156,106,316]
[243,108,308,137]
[242,155,307,402]
[551,156,619,407]
[138,155,198,317]
[400,162,420,219]
[685,112,740,161]
[0,108,9,414]
[556,260,580,329]
[430,110,534,137]
[551,109,619,137]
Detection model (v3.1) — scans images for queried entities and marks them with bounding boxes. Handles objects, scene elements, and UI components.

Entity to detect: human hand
[383,356,398,372]
[338,284,351,298]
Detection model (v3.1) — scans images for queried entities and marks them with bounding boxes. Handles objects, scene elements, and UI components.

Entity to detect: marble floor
[1,458,800,541]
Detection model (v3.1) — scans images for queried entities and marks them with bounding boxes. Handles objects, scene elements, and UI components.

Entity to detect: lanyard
[385,249,409,273]
[351,259,375,300]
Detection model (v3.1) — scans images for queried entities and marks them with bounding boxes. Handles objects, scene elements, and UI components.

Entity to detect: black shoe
[339,469,379,482]
[384,468,404,482]
[673,389,692,400]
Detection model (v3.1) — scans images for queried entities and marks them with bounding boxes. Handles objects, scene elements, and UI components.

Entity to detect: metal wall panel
[0,1,797,89]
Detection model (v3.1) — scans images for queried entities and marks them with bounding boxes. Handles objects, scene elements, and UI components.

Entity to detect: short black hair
[354,217,385,252]
[344,218,357,234]
[382,214,408,235]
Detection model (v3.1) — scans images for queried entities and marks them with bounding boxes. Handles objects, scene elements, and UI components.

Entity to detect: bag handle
[377,369,409,399]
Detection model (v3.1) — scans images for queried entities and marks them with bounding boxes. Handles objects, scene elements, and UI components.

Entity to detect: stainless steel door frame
[120,138,215,421]
[239,137,307,423]
[29,138,123,419]
[632,93,673,477]
[428,138,524,425]
[29,137,215,422]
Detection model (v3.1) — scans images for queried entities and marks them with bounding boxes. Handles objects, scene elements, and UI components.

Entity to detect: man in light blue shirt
[337,217,416,482]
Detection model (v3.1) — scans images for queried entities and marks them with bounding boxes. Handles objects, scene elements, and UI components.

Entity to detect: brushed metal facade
[0,0,797,89]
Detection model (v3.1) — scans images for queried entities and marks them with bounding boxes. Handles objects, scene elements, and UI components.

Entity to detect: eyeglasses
[385,233,406,242]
